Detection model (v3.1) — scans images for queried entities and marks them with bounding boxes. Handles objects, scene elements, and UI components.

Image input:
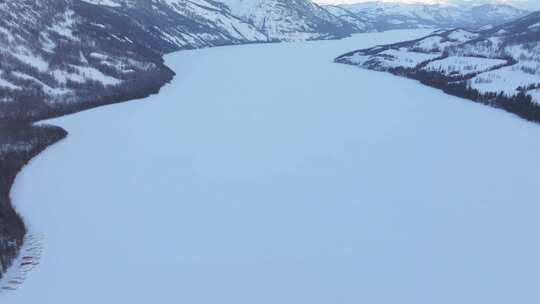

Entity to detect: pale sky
[314,0,540,10]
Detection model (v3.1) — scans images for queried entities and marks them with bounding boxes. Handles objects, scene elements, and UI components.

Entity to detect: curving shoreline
[0,73,178,280]
[0,125,67,280]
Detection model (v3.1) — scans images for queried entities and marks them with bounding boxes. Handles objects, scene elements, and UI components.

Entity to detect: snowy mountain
[0,0,165,123]
[335,11,540,122]
[325,2,529,31]
[0,0,270,123]
[80,0,268,50]
[423,0,540,11]
[324,5,374,32]
[220,0,355,41]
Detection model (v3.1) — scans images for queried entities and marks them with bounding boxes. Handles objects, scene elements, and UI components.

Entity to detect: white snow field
[4,29,540,304]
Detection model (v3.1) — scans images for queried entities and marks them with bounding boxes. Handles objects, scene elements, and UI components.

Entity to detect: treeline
[0,125,67,278]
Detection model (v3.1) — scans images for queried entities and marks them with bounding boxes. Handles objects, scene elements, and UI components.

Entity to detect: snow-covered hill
[336,12,540,122]
[221,0,355,41]
[326,2,529,31]
[324,5,374,32]
[81,0,268,50]
[0,0,271,123]
[0,0,175,123]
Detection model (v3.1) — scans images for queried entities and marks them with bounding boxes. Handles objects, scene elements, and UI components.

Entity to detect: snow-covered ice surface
[4,29,540,304]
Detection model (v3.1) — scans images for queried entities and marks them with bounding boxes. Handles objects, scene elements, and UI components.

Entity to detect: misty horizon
[315,0,540,10]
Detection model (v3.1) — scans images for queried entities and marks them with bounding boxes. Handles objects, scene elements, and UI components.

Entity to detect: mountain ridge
[325,2,529,31]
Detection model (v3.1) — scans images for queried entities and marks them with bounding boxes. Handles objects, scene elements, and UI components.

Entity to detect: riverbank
[0,125,66,279]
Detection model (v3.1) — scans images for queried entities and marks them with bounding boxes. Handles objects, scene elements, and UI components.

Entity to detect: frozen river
[4,30,540,303]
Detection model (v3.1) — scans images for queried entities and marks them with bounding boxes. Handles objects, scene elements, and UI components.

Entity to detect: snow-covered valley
[3,30,540,303]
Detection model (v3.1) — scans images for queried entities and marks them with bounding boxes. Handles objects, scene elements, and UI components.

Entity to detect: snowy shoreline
[0,125,66,285]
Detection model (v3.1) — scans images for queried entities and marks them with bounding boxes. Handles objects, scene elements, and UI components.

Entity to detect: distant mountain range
[336,11,540,122]
[325,2,529,31]
[318,0,540,11]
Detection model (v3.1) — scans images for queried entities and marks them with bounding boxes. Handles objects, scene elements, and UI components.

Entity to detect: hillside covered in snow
[0,0,273,123]
[325,2,529,31]
[336,12,540,123]
[221,0,355,41]
[80,0,268,50]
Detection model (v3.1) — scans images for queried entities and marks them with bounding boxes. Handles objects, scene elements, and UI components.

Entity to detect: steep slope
[336,12,540,123]
[81,0,268,51]
[328,2,528,31]
[324,5,374,32]
[221,0,355,41]
[0,0,269,123]
[0,0,173,123]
